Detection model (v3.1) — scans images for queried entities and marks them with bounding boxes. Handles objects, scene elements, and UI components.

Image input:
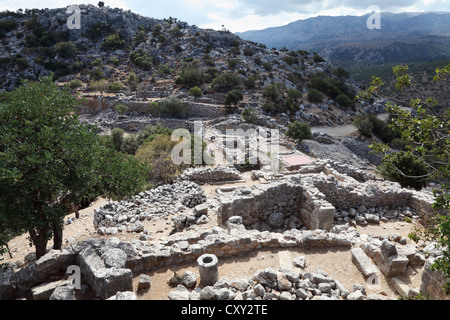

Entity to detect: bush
[377,151,429,190]
[188,86,202,98]
[211,73,242,92]
[0,19,18,33]
[89,68,105,81]
[242,107,258,124]
[89,79,108,95]
[114,103,128,115]
[15,57,29,70]
[353,114,373,138]
[286,121,312,143]
[175,62,204,88]
[157,96,188,118]
[263,62,272,72]
[67,79,83,91]
[130,49,153,71]
[313,53,325,63]
[335,93,354,109]
[111,128,125,151]
[107,81,123,93]
[228,59,239,69]
[243,76,256,90]
[243,46,256,56]
[307,88,323,103]
[55,41,77,59]
[101,33,126,50]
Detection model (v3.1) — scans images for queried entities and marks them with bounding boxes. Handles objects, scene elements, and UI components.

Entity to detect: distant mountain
[237,12,450,64]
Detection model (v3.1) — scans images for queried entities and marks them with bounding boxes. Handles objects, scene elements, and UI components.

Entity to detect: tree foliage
[358,64,450,293]
[0,77,149,259]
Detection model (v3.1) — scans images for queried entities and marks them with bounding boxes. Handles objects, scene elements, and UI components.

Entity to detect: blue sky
[0,0,449,32]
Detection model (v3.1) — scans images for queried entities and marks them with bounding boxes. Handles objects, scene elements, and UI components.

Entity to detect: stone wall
[77,98,228,119]
[179,166,243,185]
[217,180,304,231]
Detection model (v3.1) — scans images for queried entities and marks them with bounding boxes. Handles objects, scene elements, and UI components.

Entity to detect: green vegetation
[211,73,242,92]
[175,61,204,88]
[359,63,450,293]
[114,103,128,115]
[242,107,258,124]
[261,83,302,113]
[188,86,202,98]
[155,96,188,118]
[224,89,244,108]
[54,41,77,59]
[377,151,429,190]
[308,71,355,108]
[286,121,312,143]
[0,77,149,259]
[307,88,323,103]
[129,49,154,71]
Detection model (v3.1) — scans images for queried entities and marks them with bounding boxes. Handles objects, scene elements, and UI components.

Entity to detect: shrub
[55,41,77,59]
[107,81,123,93]
[188,86,202,98]
[157,96,188,118]
[313,53,325,63]
[175,62,204,88]
[110,56,120,66]
[263,62,272,72]
[307,88,323,103]
[243,46,256,56]
[335,93,354,109]
[243,76,256,90]
[89,79,108,95]
[135,134,180,184]
[377,151,429,190]
[286,121,312,143]
[111,128,125,151]
[0,19,18,33]
[101,32,126,50]
[211,73,242,92]
[15,57,29,70]
[114,103,128,115]
[89,68,104,81]
[130,49,153,71]
[67,79,83,91]
[353,114,373,138]
[282,55,297,66]
[242,107,258,124]
[227,59,239,69]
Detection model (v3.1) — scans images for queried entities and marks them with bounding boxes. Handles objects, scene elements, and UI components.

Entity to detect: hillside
[0,4,378,130]
[237,12,450,64]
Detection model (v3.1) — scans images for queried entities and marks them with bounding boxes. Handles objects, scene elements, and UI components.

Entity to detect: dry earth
[2,172,426,300]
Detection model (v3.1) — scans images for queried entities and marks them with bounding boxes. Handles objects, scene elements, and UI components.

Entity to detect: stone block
[351,247,379,278]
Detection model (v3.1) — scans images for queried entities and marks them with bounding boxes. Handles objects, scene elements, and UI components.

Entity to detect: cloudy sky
[0,0,449,32]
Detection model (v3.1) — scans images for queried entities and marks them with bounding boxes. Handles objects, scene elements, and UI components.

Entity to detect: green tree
[0,77,148,259]
[286,121,312,143]
[111,128,125,152]
[242,107,258,124]
[358,64,450,293]
[377,151,429,190]
[224,89,243,108]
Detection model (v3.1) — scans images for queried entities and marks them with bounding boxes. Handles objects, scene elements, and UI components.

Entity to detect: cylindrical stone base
[197,254,218,286]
